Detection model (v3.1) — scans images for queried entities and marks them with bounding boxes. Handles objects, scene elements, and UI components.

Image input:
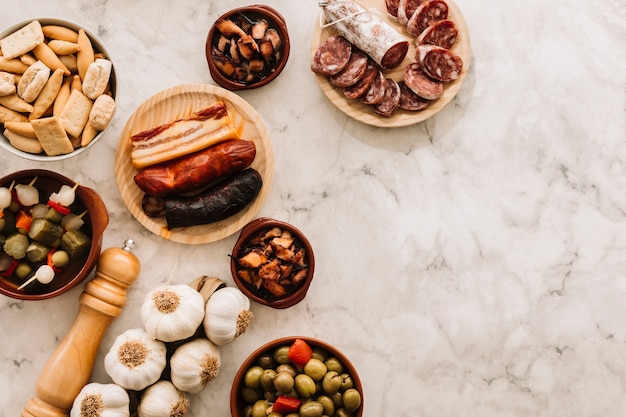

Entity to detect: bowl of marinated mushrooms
[231,336,364,417]
[0,169,108,300]
[230,217,314,309]
[0,17,117,161]
[206,5,291,90]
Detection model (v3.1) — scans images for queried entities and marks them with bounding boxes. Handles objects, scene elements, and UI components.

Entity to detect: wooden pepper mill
[21,239,141,417]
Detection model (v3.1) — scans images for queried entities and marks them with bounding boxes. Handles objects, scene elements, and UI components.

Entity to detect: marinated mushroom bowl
[0,169,108,300]
[206,5,291,90]
[230,217,315,309]
[231,336,364,417]
[0,17,117,161]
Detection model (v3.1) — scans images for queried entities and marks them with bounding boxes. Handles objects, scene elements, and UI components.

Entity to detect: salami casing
[403,62,443,99]
[415,19,458,49]
[321,0,409,69]
[415,44,463,82]
[407,0,449,37]
[311,34,352,76]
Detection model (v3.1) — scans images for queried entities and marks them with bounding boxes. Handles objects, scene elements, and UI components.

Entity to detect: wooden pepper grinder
[21,239,141,417]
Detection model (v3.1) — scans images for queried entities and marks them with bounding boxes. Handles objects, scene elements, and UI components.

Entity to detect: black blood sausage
[321,0,409,69]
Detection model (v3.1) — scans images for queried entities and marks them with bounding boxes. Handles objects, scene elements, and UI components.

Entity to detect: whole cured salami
[415,44,463,82]
[407,0,449,37]
[403,62,443,100]
[416,19,458,49]
[373,78,401,117]
[330,49,369,87]
[321,0,409,69]
[398,81,430,111]
[311,34,353,76]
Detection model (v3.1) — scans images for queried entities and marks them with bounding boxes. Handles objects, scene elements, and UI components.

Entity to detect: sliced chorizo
[415,44,463,82]
[311,34,352,76]
[373,78,401,117]
[403,62,443,100]
[398,81,430,111]
[415,19,458,49]
[343,60,378,99]
[360,70,386,105]
[330,49,369,87]
[407,0,449,37]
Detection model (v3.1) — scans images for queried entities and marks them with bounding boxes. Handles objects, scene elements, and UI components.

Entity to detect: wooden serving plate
[114,84,274,244]
[311,0,472,127]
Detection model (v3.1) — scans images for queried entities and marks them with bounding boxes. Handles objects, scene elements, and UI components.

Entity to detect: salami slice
[385,0,401,18]
[398,0,427,26]
[343,60,378,99]
[311,34,352,76]
[415,44,463,82]
[360,70,386,105]
[322,0,409,69]
[403,62,443,99]
[330,50,369,87]
[407,0,449,37]
[373,78,401,117]
[415,19,458,49]
[398,81,430,111]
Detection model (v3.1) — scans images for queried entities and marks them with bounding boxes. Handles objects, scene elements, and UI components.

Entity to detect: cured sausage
[385,0,401,18]
[330,49,369,87]
[407,0,449,37]
[343,60,378,99]
[311,34,352,76]
[373,78,401,117]
[415,19,458,49]
[133,139,257,198]
[360,70,386,105]
[415,44,463,82]
[321,0,409,69]
[403,62,443,99]
[161,168,263,229]
[398,81,430,111]
[398,0,427,26]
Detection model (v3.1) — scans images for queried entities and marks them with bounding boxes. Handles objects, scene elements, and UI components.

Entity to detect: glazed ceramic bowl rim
[0,17,117,162]
[230,336,364,417]
[206,4,291,91]
[230,217,315,309]
[0,169,108,300]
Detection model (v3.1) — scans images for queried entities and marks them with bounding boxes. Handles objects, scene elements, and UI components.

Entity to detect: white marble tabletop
[1,0,626,416]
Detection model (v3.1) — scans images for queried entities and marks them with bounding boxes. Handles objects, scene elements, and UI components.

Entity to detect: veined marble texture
[1,0,625,416]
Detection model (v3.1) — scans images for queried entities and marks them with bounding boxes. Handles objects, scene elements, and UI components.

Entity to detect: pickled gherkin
[29,218,64,246]
[26,241,50,263]
[3,233,29,259]
[60,229,91,258]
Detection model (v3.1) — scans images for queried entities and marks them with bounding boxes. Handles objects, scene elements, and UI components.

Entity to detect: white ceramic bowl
[0,17,117,161]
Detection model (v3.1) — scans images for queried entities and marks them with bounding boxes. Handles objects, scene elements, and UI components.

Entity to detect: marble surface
[1,0,626,416]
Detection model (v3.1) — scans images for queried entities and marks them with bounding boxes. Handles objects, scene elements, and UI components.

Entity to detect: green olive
[256,352,275,369]
[299,401,324,417]
[322,371,342,394]
[241,387,263,404]
[51,250,70,267]
[242,405,253,417]
[244,366,264,389]
[276,364,296,377]
[273,371,295,393]
[316,395,335,416]
[15,262,32,280]
[339,373,353,390]
[335,408,353,417]
[324,357,344,374]
[260,369,277,392]
[330,392,343,408]
[342,388,361,412]
[311,347,328,362]
[285,414,299,417]
[273,345,291,364]
[304,358,327,381]
[295,374,317,398]
[251,400,270,417]
[268,413,282,417]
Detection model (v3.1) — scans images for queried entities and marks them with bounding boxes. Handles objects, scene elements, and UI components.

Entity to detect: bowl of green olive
[0,169,108,300]
[231,336,363,417]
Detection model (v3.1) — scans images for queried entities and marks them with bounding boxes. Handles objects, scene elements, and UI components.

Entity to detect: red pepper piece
[272,396,302,414]
[288,338,313,368]
[1,259,19,277]
[48,200,71,215]
[15,210,33,233]
[46,248,62,273]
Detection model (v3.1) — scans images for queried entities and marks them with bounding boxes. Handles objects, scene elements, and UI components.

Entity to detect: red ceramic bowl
[231,336,364,417]
[206,5,290,90]
[0,169,108,300]
[230,218,314,309]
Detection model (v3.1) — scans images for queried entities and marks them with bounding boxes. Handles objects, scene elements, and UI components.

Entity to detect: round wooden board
[311,0,472,127]
[114,84,274,244]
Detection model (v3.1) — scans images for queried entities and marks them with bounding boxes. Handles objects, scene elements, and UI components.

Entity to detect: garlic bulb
[104,328,167,391]
[70,382,130,417]
[203,287,253,345]
[170,338,221,393]
[138,380,190,417]
[141,284,205,342]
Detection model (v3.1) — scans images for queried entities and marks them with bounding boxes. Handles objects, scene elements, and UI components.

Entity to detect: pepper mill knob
[21,240,141,417]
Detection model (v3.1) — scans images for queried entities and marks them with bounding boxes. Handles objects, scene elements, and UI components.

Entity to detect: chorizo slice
[407,0,449,37]
[415,44,463,82]
[385,0,401,18]
[415,19,458,49]
[311,34,352,76]
[403,62,443,100]
[398,81,430,111]
[373,78,401,117]
[360,70,386,105]
[330,49,369,88]
[398,0,428,26]
[342,60,378,99]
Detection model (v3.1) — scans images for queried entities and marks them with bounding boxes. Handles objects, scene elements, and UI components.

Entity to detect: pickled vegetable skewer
[17,264,55,290]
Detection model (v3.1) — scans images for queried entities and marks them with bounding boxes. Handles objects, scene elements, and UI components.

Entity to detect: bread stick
[41,25,79,42]
[0,104,28,123]
[4,121,37,138]
[47,40,80,55]
[30,68,64,119]
[32,42,71,76]
[0,94,34,113]
[3,128,43,154]
[0,56,29,74]
[76,29,94,80]
[53,76,71,116]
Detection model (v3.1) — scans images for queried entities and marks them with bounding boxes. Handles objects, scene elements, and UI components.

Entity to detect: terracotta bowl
[0,169,108,300]
[0,17,117,161]
[231,336,364,417]
[230,217,314,309]
[206,5,290,90]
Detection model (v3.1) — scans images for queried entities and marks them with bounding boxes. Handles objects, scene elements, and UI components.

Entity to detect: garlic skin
[104,328,167,391]
[70,382,130,417]
[141,284,205,342]
[138,380,190,417]
[203,287,253,346]
[170,338,221,393]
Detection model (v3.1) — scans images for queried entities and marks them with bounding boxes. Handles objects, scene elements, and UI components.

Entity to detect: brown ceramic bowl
[231,218,314,309]
[0,169,108,300]
[0,17,117,161]
[230,336,364,417]
[206,5,290,90]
